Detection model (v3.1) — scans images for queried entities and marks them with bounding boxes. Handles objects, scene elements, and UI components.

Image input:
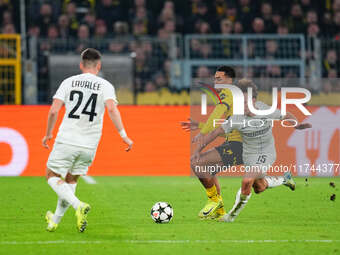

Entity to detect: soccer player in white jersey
[42,48,133,232]
[192,79,311,222]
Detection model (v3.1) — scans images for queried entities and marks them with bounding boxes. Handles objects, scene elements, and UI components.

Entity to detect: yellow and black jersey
[199,88,242,142]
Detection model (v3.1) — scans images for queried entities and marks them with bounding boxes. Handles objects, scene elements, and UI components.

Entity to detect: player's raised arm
[105,99,133,151]
[42,99,64,149]
[282,111,312,130]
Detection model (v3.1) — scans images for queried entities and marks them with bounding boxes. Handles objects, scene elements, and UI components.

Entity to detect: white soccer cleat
[283,171,296,191]
[45,211,58,232]
[218,213,236,222]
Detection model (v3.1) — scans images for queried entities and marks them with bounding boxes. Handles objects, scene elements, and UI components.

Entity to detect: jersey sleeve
[200,103,229,134]
[53,79,68,102]
[221,116,241,134]
[103,83,118,104]
[199,89,233,134]
[268,109,283,120]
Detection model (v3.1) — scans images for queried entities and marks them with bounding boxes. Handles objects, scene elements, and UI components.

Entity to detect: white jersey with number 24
[53,73,117,149]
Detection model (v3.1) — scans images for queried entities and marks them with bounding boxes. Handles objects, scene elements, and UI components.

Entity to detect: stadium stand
[0,0,339,104]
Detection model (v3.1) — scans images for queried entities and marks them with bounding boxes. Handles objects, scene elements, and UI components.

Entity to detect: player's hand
[180,118,199,132]
[295,123,312,130]
[123,137,133,152]
[42,135,53,149]
[192,133,204,144]
[191,151,201,163]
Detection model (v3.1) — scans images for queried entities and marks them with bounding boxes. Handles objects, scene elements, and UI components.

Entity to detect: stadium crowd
[0,0,340,101]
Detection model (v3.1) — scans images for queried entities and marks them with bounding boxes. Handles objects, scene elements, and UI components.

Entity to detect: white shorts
[243,153,276,179]
[47,142,96,178]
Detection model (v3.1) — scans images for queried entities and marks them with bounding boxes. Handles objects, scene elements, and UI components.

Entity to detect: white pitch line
[1,240,339,245]
[81,176,97,184]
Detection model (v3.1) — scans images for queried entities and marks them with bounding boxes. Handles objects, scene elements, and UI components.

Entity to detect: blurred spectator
[196,21,211,34]
[108,41,127,54]
[28,25,40,37]
[306,10,318,25]
[144,80,157,92]
[196,66,211,79]
[96,0,124,28]
[113,21,129,37]
[287,4,305,33]
[78,24,89,39]
[234,21,243,33]
[153,71,168,89]
[200,43,212,58]
[220,19,233,34]
[272,12,282,27]
[83,12,96,34]
[265,40,279,59]
[186,2,211,33]
[135,47,153,91]
[330,12,340,37]
[133,19,148,37]
[277,23,289,35]
[261,2,275,33]
[2,23,15,33]
[323,50,338,77]
[237,0,255,32]
[163,19,176,34]
[2,10,13,27]
[58,14,70,38]
[47,25,59,40]
[252,18,264,34]
[307,23,320,37]
[94,19,107,38]
[36,3,54,37]
[212,0,228,19]
[65,2,79,37]
[190,39,202,58]
[76,24,90,52]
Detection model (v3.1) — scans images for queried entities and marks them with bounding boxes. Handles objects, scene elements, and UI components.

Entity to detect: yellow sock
[206,185,219,202]
[216,195,226,215]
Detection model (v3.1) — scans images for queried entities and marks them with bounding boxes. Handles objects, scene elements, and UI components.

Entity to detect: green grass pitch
[0,176,339,255]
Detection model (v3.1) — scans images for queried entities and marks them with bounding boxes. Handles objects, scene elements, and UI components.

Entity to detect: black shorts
[215,141,243,168]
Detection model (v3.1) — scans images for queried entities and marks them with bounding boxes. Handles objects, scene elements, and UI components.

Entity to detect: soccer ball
[150,202,173,223]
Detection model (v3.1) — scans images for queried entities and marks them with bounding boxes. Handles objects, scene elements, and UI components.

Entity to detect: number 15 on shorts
[256,155,267,164]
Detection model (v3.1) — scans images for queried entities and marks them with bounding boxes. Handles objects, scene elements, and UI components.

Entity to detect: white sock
[52,183,77,224]
[265,176,284,188]
[228,188,251,218]
[48,177,80,210]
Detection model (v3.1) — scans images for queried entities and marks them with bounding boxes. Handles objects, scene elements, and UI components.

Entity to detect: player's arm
[105,99,133,151]
[282,111,312,130]
[191,126,225,162]
[42,99,64,149]
[199,103,229,134]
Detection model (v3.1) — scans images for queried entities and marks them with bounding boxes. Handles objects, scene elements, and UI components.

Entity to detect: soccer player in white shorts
[42,48,133,232]
[192,79,311,222]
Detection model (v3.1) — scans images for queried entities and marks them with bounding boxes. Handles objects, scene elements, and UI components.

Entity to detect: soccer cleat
[209,206,226,220]
[283,171,296,191]
[45,211,58,232]
[198,199,223,219]
[218,213,235,222]
[75,202,91,233]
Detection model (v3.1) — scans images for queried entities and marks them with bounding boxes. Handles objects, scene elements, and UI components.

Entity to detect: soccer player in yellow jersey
[181,66,243,220]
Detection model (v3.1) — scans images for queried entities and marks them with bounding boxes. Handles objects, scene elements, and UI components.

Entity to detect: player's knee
[191,159,201,175]
[45,168,60,181]
[253,187,262,194]
[242,178,254,192]
[65,173,79,183]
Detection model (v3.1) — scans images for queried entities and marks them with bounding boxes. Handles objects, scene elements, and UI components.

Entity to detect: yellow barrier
[0,34,21,104]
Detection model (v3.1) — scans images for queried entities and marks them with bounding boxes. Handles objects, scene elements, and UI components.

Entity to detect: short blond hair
[237,78,258,98]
